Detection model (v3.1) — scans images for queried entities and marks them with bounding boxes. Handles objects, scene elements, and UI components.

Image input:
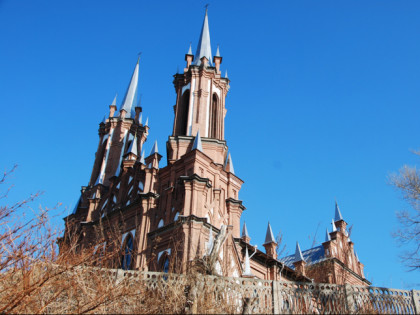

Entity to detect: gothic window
[121,233,134,270]
[163,257,170,273]
[209,93,218,138]
[177,89,190,136]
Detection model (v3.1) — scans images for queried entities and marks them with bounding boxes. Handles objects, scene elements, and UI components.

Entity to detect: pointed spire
[102,115,107,124]
[334,200,344,222]
[187,42,193,55]
[119,59,139,118]
[294,242,305,262]
[224,153,235,174]
[215,44,220,57]
[243,247,252,276]
[263,222,276,245]
[325,228,331,242]
[150,140,158,155]
[348,235,352,243]
[145,117,149,126]
[192,129,203,151]
[355,251,359,262]
[138,112,143,124]
[111,94,117,106]
[193,8,212,66]
[225,69,228,78]
[140,150,145,164]
[331,219,337,232]
[125,135,138,158]
[242,222,249,238]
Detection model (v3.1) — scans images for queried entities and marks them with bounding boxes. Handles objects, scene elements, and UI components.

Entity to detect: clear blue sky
[1,0,419,289]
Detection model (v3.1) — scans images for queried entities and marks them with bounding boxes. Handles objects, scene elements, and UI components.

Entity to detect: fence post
[344,284,355,314]
[272,281,279,314]
[411,290,420,314]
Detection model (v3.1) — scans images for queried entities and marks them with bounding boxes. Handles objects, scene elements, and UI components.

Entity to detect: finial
[138,112,143,124]
[192,129,203,152]
[145,117,149,126]
[187,42,193,55]
[242,222,249,238]
[325,228,331,242]
[205,3,209,14]
[137,51,142,63]
[331,219,337,232]
[225,69,228,78]
[334,200,344,222]
[140,150,145,164]
[111,94,117,106]
[150,140,158,155]
[294,242,305,262]
[243,246,252,276]
[215,44,220,57]
[224,153,235,174]
[263,222,276,245]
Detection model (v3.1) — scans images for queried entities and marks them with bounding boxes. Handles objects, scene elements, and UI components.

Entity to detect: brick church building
[62,10,370,286]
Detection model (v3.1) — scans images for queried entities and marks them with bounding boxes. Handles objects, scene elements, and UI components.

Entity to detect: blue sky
[1,0,419,288]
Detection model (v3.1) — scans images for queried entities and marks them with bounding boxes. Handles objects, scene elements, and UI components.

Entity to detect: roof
[281,245,326,269]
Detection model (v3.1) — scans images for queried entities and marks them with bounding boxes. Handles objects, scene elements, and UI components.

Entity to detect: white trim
[187,78,196,136]
[205,79,211,137]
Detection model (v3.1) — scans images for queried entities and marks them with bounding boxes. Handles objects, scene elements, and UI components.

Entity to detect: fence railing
[105,268,419,314]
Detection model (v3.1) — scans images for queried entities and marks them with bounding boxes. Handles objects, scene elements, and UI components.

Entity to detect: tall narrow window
[121,234,134,270]
[176,90,190,136]
[209,93,218,138]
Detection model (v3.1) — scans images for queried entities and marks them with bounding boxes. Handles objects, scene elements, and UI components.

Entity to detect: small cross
[205,4,209,12]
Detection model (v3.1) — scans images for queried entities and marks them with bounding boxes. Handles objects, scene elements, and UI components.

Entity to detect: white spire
[242,222,249,238]
[111,94,117,106]
[294,242,305,262]
[263,222,276,245]
[332,219,337,232]
[225,69,228,78]
[192,129,203,151]
[119,58,139,118]
[138,112,143,124]
[325,228,331,242]
[355,251,359,262]
[150,140,158,155]
[193,9,212,66]
[145,117,149,126]
[187,42,193,55]
[334,200,344,222]
[243,247,252,276]
[224,153,235,174]
[215,44,220,57]
[207,229,214,255]
[125,134,138,159]
[140,150,145,164]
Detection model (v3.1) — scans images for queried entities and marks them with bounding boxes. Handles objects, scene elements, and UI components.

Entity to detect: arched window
[121,234,134,270]
[163,257,170,273]
[209,93,218,138]
[176,90,190,136]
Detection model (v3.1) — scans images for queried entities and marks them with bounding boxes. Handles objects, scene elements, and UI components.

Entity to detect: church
[62,9,370,286]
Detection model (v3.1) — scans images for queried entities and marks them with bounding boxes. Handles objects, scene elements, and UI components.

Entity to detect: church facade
[62,10,369,286]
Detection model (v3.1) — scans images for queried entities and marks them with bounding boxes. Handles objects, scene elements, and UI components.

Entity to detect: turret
[293,242,306,276]
[263,222,277,259]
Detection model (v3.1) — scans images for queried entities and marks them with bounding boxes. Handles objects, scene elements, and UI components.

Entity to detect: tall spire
[119,58,139,118]
[193,8,212,66]
[263,222,276,244]
[334,200,344,222]
[294,242,305,262]
[192,129,203,151]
